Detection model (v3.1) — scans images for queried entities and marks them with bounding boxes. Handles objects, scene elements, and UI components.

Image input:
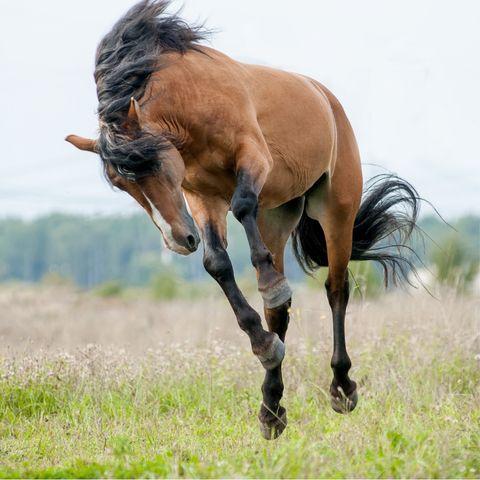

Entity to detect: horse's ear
[65,135,98,153]
[127,97,142,129]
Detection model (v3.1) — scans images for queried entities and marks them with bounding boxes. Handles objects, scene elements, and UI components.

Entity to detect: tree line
[0,213,478,290]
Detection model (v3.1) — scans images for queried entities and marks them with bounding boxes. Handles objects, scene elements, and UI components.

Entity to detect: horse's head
[66,100,199,255]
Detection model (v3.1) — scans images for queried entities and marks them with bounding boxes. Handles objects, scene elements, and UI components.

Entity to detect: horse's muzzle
[177,231,200,254]
[168,218,200,255]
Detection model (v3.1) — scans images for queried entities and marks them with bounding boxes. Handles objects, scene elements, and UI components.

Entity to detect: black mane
[94,0,208,180]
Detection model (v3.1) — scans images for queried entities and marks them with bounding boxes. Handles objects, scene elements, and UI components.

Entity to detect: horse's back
[239,63,337,199]
[143,47,346,206]
[202,49,339,203]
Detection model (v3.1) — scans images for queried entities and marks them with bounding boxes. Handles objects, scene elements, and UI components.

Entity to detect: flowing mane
[94,0,209,179]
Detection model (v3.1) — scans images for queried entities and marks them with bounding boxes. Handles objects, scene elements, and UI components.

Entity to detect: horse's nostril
[186,234,196,250]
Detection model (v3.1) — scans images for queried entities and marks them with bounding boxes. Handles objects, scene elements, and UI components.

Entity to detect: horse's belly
[259,149,331,209]
[259,119,335,208]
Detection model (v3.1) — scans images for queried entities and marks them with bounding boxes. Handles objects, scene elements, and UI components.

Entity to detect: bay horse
[67,0,420,439]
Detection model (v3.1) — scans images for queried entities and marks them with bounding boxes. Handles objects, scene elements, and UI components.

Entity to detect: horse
[66,0,420,439]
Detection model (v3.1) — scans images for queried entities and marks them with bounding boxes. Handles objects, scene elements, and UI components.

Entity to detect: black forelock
[94,0,209,180]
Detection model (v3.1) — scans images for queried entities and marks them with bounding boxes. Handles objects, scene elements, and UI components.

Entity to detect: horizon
[0,208,478,223]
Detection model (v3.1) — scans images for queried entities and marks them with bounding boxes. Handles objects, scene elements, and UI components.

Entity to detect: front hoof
[330,385,358,414]
[259,405,287,440]
[256,333,285,370]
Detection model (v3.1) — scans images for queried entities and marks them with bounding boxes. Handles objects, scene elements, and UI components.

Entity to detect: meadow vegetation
[0,213,478,477]
[0,284,478,478]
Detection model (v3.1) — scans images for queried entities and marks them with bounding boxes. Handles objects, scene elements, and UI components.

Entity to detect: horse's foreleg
[184,192,285,371]
[256,200,303,439]
[231,170,291,309]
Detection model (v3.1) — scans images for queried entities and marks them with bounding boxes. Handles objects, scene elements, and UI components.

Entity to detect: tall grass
[0,288,478,478]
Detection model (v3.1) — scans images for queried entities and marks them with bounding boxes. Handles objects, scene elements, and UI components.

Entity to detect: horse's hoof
[259,406,287,440]
[330,386,358,414]
[256,333,285,370]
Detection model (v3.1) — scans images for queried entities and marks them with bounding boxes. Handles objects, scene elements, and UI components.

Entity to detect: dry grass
[0,284,478,478]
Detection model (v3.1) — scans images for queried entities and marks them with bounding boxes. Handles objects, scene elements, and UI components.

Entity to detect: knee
[203,248,232,282]
[231,187,258,222]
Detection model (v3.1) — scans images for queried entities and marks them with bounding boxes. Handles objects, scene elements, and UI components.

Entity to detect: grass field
[0,285,478,478]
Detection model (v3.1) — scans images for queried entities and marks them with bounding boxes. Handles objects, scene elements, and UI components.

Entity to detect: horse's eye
[115,165,136,181]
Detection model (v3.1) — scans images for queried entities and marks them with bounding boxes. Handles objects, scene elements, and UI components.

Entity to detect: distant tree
[430,233,479,292]
[150,269,181,300]
[40,272,75,287]
[95,280,125,298]
[0,213,478,291]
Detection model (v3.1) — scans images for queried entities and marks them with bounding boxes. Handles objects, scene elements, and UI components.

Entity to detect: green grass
[0,321,478,479]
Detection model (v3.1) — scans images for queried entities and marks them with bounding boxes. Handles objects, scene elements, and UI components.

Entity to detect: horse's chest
[183,164,236,200]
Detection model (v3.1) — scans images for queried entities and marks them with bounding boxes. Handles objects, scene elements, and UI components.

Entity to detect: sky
[0,0,479,219]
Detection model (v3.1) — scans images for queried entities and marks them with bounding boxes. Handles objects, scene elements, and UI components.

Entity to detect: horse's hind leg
[306,183,360,413]
[256,197,304,439]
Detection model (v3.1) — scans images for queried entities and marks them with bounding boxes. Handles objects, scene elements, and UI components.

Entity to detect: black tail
[291,174,421,286]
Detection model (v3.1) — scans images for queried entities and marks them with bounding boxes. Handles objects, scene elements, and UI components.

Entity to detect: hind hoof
[259,405,287,440]
[256,333,285,370]
[330,385,358,414]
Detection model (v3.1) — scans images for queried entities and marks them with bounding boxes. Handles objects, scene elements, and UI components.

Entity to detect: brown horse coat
[67,0,420,440]
[140,47,342,209]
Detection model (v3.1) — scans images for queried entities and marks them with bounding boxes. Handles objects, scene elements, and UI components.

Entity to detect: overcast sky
[1,0,479,219]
